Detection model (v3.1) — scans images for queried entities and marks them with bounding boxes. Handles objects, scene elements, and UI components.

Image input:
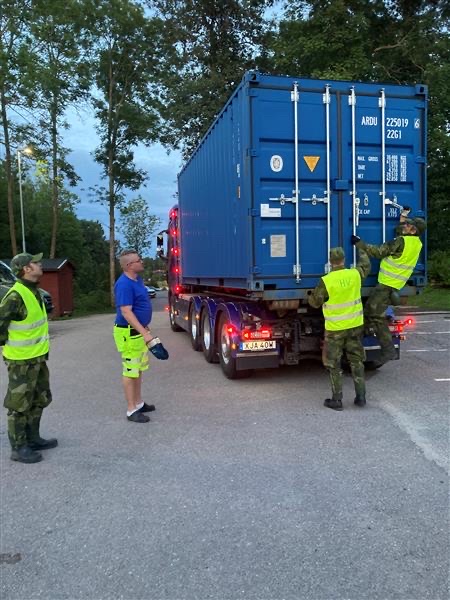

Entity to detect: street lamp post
[16,146,33,253]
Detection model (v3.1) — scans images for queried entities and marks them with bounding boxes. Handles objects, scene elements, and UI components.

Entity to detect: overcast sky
[63,105,182,248]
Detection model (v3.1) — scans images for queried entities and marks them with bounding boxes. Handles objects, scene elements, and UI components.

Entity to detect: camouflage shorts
[3,360,52,413]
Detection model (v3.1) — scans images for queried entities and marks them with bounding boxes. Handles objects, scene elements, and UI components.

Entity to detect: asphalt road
[1,294,449,600]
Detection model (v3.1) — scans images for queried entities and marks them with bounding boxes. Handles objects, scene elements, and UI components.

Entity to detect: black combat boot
[324,397,343,411]
[11,445,42,464]
[354,395,366,407]
[27,417,58,450]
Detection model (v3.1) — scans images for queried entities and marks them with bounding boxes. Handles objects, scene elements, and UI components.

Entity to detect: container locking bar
[349,87,359,266]
[323,84,331,273]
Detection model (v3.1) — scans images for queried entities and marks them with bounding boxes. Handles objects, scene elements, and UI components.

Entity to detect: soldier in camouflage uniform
[0,253,57,464]
[308,246,371,411]
[351,210,426,364]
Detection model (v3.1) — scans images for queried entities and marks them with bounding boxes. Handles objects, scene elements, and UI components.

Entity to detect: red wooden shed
[40,258,75,317]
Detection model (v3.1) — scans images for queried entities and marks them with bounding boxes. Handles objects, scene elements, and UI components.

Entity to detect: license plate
[240,340,276,351]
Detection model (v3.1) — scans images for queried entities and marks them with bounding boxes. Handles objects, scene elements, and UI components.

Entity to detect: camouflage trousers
[3,360,52,449]
[322,326,366,400]
[364,284,396,358]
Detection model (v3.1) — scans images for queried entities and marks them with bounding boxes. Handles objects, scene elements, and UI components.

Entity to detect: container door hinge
[252,266,262,274]
[415,156,426,164]
[246,148,258,157]
[248,208,259,216]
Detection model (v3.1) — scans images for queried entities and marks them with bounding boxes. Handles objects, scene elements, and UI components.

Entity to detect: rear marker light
[242,327,272,340]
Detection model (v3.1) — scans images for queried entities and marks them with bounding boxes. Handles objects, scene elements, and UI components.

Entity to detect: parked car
[0,259,54,314]
[145,285,157,298]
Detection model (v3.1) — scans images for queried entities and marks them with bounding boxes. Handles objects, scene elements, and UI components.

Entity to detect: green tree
[92,0,161,304]
[28,0,92,258]
[153,0,273,158]
[118,196,160,257]
[0,0,35,255]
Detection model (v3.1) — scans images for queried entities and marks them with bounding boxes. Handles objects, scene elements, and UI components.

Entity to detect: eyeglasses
[127,258,143,265]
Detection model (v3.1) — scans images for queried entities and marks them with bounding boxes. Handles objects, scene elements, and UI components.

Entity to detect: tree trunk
[1,86,18,256]
[49,97,58,259]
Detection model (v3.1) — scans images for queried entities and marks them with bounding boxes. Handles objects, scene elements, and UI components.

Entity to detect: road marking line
[413,320,438,324]
[412,331,450,335]
[434,378,450,382]
[406,349,448,352]
[376,400,449,474]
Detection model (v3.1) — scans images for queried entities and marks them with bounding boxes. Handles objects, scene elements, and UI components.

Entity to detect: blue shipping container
[178,71,427,298]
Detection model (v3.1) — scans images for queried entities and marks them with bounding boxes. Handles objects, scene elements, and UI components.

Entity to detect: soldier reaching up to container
[0,253,57,463]
[351,209,426,365]
[308,246,371,411]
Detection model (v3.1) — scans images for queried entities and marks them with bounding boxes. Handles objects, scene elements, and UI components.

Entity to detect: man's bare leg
[135,374,142,407]
[122,376,140,412]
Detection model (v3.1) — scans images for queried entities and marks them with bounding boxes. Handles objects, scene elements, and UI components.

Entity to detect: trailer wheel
[218,314,251,379]
[169,296,183,332]
[201,309,218,363]
[189,304,202,351]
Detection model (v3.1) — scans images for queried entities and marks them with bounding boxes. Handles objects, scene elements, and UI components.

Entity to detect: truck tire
[189,304,202,351]
[169,296,183,332]
[218,313,252,379]
[201,309,218,363]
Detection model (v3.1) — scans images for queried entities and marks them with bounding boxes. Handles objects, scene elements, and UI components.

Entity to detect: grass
[405,286,450,311]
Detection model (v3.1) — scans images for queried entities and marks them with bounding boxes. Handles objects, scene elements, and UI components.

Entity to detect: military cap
[404,217,426,235]
[10,252,43,275]
[329,247,345,264]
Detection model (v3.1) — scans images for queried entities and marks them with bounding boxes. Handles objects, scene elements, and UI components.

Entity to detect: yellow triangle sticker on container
[303,156,320,172]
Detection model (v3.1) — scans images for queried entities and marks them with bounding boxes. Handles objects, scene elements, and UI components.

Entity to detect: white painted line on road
[434,378,450,382]
[406,349,448,352]
[413,320,438,323]
[376,400,449,474]
[412,331,450,335]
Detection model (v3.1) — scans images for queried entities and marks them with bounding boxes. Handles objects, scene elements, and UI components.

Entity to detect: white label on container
[386,154,398,182]
[400,155,407,182]
[270,235,286,257]
[270,155,283,172]
[261,204,281,218]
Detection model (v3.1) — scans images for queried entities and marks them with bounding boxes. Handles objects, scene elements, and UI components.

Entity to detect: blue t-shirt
[114,274,152,327]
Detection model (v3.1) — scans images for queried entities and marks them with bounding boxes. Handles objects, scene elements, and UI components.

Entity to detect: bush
[428,250,450,287]
[73,290,112,316]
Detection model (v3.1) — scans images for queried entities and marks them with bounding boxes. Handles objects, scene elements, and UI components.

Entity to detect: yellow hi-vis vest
[322,269,363,331]
[378,236,422,290]
[2,282,49,360]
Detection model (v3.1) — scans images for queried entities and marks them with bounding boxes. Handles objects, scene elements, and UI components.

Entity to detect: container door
[251,84,337,289]
[341,88,426,273]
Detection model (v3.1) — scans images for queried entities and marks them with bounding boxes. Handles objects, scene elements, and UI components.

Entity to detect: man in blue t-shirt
[113,249,156,423]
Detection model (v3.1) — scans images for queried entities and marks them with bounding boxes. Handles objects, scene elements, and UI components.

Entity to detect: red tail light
[241,327,272,341]
[404,317,414,326]
[388,321,404,334]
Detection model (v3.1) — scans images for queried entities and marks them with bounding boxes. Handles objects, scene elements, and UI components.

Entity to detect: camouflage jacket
[0,279,47,363]
[308,247,371,309]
